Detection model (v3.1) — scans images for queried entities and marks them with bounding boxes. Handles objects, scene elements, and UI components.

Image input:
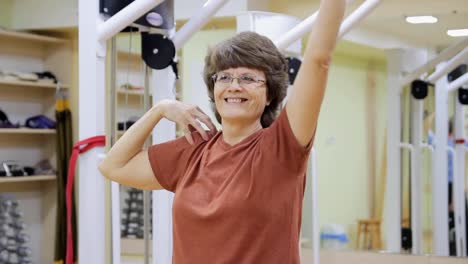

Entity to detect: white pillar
[78,0,107,263]
[453,85,467,257]
[385,49,403,252]
[152,68,177,264]
[433,63,450,256]
[410,97,424,254]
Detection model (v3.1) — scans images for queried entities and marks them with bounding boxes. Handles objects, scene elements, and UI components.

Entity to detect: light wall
[0,0,12,28]
[309,51,387,246]
[8,0,78,30]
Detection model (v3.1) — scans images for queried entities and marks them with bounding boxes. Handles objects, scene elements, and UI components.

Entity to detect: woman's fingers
[194,107,217,132]
[187,119,209,140]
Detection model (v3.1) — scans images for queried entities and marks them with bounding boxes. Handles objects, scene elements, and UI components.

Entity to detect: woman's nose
[228,78,242,90]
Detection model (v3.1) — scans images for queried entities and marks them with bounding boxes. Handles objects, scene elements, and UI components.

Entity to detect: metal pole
[433,63,450,256]
[454,97,467,256]
[143,66,152,264]
[311,148,319,264]
[427,48,468,84]
[97,0,165,42]
[274,0,355,50]
[78,0,107,262]
[152,68,176,264]
[172,0,231,49]
[109,36,121,264]
[385,49,403,252]
[400,37,468,87]
[447,73,468,92]
[338,0,382,38]
[410,97,424,254]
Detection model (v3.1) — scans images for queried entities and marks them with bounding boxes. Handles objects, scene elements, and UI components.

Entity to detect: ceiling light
[447,29,468,37]
[405,15,438,24]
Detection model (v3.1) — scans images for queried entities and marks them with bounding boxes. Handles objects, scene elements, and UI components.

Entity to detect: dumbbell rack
[121,188,152,240]
[0,195,32,264]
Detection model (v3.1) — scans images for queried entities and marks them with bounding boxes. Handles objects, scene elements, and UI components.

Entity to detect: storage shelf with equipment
[0,128,56,134]
[0,29,66,44]
[0,79,69,89]
[0,29,74,264]
[0,175,56,184]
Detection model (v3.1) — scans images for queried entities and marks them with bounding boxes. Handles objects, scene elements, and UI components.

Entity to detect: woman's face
[213,67,269,126]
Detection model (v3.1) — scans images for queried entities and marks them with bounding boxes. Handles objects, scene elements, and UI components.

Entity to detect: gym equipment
[0,196,32,264]
[80,0,378,263]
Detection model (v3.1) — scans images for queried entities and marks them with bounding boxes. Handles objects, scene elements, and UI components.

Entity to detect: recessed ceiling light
[405,15,438,24]
[447,29,468,37]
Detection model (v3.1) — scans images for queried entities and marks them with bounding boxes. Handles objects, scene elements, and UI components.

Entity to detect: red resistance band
[66,135,106,264]
[455,138,465,145]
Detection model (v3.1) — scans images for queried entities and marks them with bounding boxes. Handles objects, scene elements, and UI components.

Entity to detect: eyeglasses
[211,72,266,89]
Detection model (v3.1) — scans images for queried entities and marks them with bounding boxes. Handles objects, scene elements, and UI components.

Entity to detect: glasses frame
[211,73,266,88]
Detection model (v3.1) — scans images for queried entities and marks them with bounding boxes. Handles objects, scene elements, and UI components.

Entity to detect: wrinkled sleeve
[261,108,315,168]
[147,132,205,192]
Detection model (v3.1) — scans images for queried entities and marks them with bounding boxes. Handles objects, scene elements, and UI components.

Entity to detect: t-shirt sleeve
[261,108,315,167]
[147,132,205,192]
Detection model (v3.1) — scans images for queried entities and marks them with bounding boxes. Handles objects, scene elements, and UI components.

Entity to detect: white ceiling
[270,0,468,50]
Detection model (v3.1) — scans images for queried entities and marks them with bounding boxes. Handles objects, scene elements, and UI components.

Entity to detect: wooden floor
[121,249,467,263]
[301,249,468,264]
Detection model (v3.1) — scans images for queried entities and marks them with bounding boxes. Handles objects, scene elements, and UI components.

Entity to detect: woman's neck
[221,119,263,145]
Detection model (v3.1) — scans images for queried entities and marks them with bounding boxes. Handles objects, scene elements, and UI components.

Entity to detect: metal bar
[78,0,107,262]
[427,47,468,84]
[173,0,231,49]
[274,12,319,50]
[143,66,152,264]
[97,0,165,42]
[338,0,382,38]
[410,98,424,255]
[385,49,404,252]
[400,37,468,87]
[454,99,467,257]
[109,36,121,264]
[152,68,177,264]
[447,72,468,92]
[274,0,355,50]
[311,148,319,264]
[433,64,450,255]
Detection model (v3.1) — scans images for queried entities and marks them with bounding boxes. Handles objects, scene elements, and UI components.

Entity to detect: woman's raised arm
[286,0,346,147]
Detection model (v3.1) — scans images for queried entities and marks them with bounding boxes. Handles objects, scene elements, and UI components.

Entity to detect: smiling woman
[98,0,346,263]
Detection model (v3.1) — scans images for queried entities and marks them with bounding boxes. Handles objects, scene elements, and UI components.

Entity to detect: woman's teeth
[225,98,246,103]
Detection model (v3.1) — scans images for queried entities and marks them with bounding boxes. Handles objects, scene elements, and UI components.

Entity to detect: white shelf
[0,175,56,184]
[0,128,56,134]
[121,238,152,256]
[0,79,69,89]
[0,29,66,44]
[117,89,151,96]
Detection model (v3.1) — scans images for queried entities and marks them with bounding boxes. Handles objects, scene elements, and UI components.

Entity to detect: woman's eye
[241,76,255,83]
[218,75,231,82]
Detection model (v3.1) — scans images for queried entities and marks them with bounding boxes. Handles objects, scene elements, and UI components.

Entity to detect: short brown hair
[203,31,289,128]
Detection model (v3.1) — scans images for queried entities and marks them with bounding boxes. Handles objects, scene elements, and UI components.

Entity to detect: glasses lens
[216,73,232,83]
[239,75,257,87]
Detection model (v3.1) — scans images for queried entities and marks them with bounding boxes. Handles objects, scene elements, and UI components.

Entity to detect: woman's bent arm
[98,101,167,190]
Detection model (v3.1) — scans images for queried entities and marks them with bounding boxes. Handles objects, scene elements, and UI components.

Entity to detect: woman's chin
[220,112,252,122]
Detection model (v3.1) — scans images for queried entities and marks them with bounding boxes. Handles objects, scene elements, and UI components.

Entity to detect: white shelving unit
[0,29,73,263]
[0,128,57,134]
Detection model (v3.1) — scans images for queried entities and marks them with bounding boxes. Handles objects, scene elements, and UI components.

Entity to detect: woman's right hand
[158,99,217,144]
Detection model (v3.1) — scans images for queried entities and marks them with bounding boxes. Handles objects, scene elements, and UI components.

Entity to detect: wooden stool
[356,219,382,250]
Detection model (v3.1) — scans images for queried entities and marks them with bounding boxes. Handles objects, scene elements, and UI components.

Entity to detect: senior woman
[99,0,345,263]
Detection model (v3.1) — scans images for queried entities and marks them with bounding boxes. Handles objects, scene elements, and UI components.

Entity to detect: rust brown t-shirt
[148,109,313,264]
